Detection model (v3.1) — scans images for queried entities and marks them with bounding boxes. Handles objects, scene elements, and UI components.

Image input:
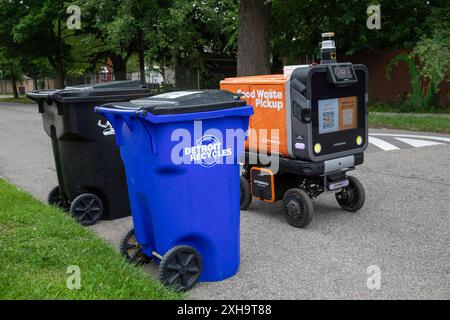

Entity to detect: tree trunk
[271,53,283,74]
[110,54,128,81]
[33,78,38,90]
[11,75,18,99]
[137,30,146,84]
[175,59,188,90]
[54,20,66,89]
[54,66,65,89]
[50,55,66,89]
[237,0,271,76]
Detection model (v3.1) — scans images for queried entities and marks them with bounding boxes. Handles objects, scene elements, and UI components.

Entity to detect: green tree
[21,58,53,90]
[0,51,23,98]
[76,0,132,80]
[151,0,239,88]
[386,53,422,111]
[413,7,450,107]
[143,1,173,84]
[271,0,449,63]
[386,7,450,110]
[8,0,85,88]
[0,1,52,94]
[78,0,161,82]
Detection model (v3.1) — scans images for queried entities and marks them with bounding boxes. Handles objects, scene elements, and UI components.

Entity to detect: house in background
[96,65,113,82]
[128,66,175,86]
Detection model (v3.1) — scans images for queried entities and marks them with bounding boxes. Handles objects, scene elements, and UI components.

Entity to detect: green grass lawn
[0,178,182,300]
[369,102,450,114]
[369,112,450,134]
[0,96,35,104]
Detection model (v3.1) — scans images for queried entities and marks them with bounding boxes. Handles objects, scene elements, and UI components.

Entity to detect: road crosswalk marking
[368,133,449,152]
[370,133,450,143]
[368,136,400,151]
[394,137,444,148]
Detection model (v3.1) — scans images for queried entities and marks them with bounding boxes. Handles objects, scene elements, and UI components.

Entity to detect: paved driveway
[0,103,449,299]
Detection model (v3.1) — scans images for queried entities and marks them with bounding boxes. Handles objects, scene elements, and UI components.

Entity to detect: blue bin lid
[104,90,246,115]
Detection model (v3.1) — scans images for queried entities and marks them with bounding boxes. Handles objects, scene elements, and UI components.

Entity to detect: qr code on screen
[342,109,354,126]
[323,111,335,129]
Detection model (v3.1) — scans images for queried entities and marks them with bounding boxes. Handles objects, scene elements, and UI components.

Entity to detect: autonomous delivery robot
[221,33,368,228]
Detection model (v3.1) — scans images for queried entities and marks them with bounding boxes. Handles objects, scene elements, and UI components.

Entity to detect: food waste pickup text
[237,89,284,111]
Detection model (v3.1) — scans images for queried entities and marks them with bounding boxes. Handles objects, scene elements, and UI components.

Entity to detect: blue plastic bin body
[96,103,252,282]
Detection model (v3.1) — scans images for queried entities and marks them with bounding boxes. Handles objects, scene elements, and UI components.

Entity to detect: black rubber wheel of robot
[282,188,314,228]
[240,176,252,210]
[159,245,202,292]
[335,176,366,212]
[119,228,150,265]
[47,186,69,211]
[69,193,103,226]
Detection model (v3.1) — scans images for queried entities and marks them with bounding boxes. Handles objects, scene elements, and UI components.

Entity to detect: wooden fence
[343,49,449,107]
[0,78,56,95]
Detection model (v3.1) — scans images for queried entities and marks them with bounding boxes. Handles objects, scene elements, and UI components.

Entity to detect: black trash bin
[27,81,152,226]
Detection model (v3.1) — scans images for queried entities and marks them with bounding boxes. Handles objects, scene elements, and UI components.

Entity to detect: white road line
[368,136,400,151]
[370,133,450,143]
[394,137,444,148]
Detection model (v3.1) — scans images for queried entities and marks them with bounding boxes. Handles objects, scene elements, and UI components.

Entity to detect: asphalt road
[0,103,449,300]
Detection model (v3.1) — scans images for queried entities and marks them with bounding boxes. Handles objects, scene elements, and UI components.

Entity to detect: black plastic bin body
[27,81,151,223]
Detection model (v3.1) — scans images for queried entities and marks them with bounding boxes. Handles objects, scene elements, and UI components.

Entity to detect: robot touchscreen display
[318,96,358,134]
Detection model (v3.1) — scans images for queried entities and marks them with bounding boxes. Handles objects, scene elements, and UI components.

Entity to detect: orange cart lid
[221,74,287,85]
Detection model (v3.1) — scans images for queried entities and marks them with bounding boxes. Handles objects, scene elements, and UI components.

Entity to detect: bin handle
[95,107,137,117]
[95,107,157,153]
[122,115,135,132]
[107,115,125,146]
[136,106,254,124]
[142,122,158,154]
[96,107,137,146]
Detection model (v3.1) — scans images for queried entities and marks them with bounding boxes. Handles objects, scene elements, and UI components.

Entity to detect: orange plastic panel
[221,77,289,157]
[250,167,276,203]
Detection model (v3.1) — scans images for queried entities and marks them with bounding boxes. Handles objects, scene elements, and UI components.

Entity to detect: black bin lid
[27,80,151,103]
[124,90,246,115]
[64,80,146,90]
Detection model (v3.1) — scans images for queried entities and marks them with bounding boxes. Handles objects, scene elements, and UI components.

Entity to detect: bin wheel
[282,188,314,228]
[240,176,252,210]
[159,245,202,292]
[120,228,150,265]
[335,176,366,212]
[47,186,69,210]
[70,193,103,226]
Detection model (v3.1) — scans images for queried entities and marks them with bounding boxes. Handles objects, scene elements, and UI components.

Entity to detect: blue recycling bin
[96,91,253,290]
